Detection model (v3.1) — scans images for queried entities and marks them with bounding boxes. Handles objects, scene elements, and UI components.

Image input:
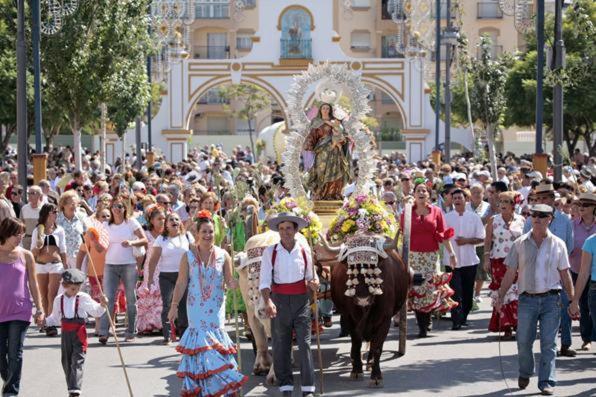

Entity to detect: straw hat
[267,212,308,231]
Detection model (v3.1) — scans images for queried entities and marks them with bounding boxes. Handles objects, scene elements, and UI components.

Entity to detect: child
[45,269,107,397]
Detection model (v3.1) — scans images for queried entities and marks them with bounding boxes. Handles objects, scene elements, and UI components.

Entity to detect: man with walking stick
[259,212,319,397]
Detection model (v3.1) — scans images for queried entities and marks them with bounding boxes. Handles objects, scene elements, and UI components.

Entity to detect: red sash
[271,244,308,295]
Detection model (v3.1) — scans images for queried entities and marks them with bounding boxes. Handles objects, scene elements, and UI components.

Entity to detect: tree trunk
[247,117,256,163]
[100,103,107,173]
[486,123,498,180]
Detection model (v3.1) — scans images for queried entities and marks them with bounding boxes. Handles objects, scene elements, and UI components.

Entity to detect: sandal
[98,335,108,345]
[45,326,58,337]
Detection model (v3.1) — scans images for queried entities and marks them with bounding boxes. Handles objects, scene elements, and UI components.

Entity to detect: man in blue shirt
[523,182,575,357]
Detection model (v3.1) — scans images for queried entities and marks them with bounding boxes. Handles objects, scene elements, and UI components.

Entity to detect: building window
[236,36,253,50]
[430,0,456,19]
[195,0,230,19]
[477,1,504,19]
[382,0,405,20]
[381,35,403,58]
[244,0,256,8]
[351,0,370,9]
[350,31,371,51]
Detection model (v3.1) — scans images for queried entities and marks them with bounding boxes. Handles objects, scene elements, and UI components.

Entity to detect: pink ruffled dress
[136,232,163,334]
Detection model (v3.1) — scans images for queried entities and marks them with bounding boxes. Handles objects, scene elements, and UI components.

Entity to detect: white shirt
[30,225,67,254]
[259,241,315,291]
[104,219,142,265]
[153,233,194,273]
[444,209,485,268]
[505,230,570,294]
[45,292,106,326]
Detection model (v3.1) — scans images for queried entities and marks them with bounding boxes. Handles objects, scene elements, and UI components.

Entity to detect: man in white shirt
[444,189,485,330]
[260,213,319,397]
[497,204,575,395]
[20,186,43,250]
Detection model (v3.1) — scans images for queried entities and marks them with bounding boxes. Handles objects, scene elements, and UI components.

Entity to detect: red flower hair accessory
[196,210,212,220]
[514,193,523,205]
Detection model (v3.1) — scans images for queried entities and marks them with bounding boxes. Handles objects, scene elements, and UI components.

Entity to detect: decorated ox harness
[338,234,388,296]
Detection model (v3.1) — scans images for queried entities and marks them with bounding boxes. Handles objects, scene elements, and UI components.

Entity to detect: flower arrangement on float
[270,197,322,244]
[327,194,398,244]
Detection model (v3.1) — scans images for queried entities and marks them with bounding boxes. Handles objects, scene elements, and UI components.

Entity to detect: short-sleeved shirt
[153,233,194,273]
[570,220,596,274]
[30,226,67,255]
[401,204,451,253]
[582,234,596,280]
[57,211,88,258]
[505,230,570,294]
[443,210,485,268]
[523,210,574,253]
[104,218,142,265]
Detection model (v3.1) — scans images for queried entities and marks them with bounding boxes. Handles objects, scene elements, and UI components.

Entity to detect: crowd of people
[0,143,595,396]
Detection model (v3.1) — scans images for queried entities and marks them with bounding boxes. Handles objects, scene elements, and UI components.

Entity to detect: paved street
[20,293,595,397]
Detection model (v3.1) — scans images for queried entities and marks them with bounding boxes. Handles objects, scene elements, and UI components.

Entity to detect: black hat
[62,268,85,284]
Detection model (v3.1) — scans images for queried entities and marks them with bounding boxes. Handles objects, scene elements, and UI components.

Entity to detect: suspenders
[61,295,80,320]
[271,243,308,285]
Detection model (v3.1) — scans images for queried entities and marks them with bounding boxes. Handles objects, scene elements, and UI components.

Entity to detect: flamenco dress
[176,246,247,396]
[136,233,163,334]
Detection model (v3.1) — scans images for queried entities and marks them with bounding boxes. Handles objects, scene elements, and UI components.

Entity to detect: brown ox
[315,238,409,387]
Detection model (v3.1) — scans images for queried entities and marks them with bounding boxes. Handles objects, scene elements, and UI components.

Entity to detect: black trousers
[448,265,478,326]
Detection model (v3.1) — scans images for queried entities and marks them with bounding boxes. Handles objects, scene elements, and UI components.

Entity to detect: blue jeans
[572,272,595,343]
[590,284,596,338]
[0,320,29,395]
[517,293,561,390]
[99,264,138,338]
[559,288,572,348]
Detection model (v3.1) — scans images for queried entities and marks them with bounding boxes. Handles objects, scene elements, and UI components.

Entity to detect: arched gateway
[133,0,473,163]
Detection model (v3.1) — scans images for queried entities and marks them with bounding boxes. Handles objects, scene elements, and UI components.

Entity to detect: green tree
[41,0,151,169]
[218,83,271,157]
[504,0,596,156]
[0,0,33,154]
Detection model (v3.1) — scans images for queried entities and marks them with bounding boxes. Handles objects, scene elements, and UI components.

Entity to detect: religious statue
[303,103,353,200]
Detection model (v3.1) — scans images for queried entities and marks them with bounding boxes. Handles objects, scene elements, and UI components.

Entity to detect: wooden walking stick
[229,231,244,397]
[308,236,325,395]
[398,199,413,356]
[84,231,134,397]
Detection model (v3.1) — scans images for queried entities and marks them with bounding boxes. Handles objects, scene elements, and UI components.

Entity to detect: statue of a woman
[303,103,352,200]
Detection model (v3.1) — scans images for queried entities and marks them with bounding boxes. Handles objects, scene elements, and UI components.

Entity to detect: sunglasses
[158,201,171,205]
[385,201,396,205]
[11,191,22,195]
[112,203,124,209]
[521,212,531,217]
[531,212,551,219]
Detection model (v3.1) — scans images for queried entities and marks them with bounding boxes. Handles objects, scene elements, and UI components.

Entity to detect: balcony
[430,0,456,19]
[192,45,230,59]
[477,44,503,59]
[195,1,230,19]
[280,39,312,59]
[477,2,504,19]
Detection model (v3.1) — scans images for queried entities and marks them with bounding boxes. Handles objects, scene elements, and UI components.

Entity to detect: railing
[192,45,230,59]
[477,44,503,59]
[195,2,230,19]
[236,37,253,50]
[430,0,456,19]
[381,45,402,58]
[477,2,504,19]
[280,39,312,59]
[381,0,406,19]
[193,129,231,136]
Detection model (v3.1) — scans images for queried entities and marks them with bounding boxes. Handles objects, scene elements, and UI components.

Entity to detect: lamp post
[441,1,459,163]
[434,0,441,156]
[16,0,27,200]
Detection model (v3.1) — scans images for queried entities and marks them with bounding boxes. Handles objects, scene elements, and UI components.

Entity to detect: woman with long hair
[401,179,458,337]
[167,211,246,396]
[148,212,193,344]
[200,192,226,247]
[98,194,147,344]
[30,203,67,336]
[484,191,525,338]
[136,205,166,335]
[0,218,44,396]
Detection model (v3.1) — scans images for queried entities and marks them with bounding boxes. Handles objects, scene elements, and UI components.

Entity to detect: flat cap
[62,268,86,284]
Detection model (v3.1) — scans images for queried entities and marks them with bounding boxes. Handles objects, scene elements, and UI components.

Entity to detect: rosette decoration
[270,197,322,244]
[327,194,398,244]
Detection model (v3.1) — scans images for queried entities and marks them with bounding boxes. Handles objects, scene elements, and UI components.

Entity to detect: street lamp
[441,19,459,163]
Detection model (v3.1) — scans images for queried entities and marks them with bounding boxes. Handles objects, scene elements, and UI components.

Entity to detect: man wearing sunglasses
[496,204,574,396]
[523,183,575,358]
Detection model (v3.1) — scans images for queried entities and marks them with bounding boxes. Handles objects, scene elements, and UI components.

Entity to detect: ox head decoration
[339,234,387,306]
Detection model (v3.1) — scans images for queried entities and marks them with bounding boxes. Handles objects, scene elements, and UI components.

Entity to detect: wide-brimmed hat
[580,168,593,179]
[530,204,554,215]
[267,212,309,231]
[578,192,596,204]
[534,183,555,195]
[525,170,543,181]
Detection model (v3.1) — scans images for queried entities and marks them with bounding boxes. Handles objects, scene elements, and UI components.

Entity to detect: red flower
[196,210,212,219]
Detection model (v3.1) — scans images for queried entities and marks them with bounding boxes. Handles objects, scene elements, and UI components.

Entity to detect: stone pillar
[32,153,47,184]
[532,153,548,178]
